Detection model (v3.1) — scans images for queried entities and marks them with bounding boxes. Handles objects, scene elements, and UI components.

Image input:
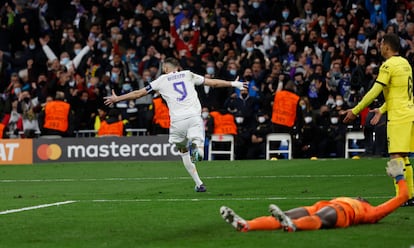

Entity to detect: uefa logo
[37,144,62,161]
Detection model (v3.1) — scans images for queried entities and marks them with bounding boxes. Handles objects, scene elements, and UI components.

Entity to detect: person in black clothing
[363,66,387,156]
[247,112,272,159]
[318,110,347,158]
[234,111,252,160]
[224,87,258,128]
[295,113,319,158]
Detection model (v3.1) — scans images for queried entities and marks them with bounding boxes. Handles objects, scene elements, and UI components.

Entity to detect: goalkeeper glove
[386,159,404,179]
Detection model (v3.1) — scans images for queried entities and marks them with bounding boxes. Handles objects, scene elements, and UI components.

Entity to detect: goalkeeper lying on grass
[220,160,409,232]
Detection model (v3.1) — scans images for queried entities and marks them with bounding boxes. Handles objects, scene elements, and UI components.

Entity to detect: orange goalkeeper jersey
[305,180,409,227]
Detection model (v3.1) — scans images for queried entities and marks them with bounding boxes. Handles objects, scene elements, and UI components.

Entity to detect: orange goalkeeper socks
[247,216,282,230]
[293,215,323,230]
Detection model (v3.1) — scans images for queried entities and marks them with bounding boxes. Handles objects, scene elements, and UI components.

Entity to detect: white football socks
[181,152,203,187]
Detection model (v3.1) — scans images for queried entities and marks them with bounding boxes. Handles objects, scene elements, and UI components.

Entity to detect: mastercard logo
[37,144,62,160]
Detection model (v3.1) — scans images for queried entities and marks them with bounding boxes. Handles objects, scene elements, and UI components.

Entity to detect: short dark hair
[382,33,400,52]
[164,57,180,68]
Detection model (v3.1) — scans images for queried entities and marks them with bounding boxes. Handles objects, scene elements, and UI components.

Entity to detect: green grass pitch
[0,158,413,248]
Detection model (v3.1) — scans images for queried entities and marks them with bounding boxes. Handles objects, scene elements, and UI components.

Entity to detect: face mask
[183,36,190,42]
[336,100,343,106]
[87,82,92,88]
[241,93,248,99]
[145,76,152,82]
[258,116,266,123]
[374,4,381,11]
[244,75,252,81]
[301,105,306,110]
[304,116,312,123]
[14,87,21,95]
[100,47,107,53]
[229,69,237,76]
[252,2,260,8]
[246,47,254,53]
[235,117,244,124]
[282,11,289,19]
[201,112,209,119]
[305,10,312,15]
[321,33,328,38]
[111,72,119,81]
[181,24,190,30]
[74,49,81,55]
[29,44,36,50]
[23,97,31,104]
[206,67,215,75]
[330,117,339,124]
[319,20,325,26]
[122,83,132,91]
[326,98,335,105]
[332,72,341,78]
[60,57,70,65]
[335,12,343,18]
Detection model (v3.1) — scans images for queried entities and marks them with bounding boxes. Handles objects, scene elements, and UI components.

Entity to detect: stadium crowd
[0,0,413,159]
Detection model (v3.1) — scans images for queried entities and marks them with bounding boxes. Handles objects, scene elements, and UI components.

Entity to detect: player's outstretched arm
[364,159,408,223]
[104,89,148,105]
[342,109,357,123]
[386,159,405,180]
[204,76,247,90]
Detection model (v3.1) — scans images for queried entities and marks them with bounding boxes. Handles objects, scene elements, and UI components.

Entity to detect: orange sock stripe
[247,216,281,230]
[294,215,323,230]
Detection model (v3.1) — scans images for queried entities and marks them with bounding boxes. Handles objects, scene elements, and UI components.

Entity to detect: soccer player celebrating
[220,159,408,232]
[104,57,246,192]
[343,33,414,206]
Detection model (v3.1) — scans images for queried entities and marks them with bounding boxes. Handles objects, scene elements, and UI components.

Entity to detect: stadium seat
[75,130,97,138]
[345,131,366,158]
[39,135,62,139]
[208,134,235,161]
[126,128,147,136]
[266,133,292,160]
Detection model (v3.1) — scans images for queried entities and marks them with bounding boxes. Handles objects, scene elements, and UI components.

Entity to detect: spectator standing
[72,90,96,131]
[233,111,251,160]
[17,90,40,138]
[224,87,258,128]
[97,108,125,137]
[151,93,170,135]
[209,108,238,161]
[2,99,23,138]
[201,106,213,160]
[271,80,301,134]
[38,91,74,137]
[247,112,272,159]
[132,70,153,132]
[296,113,319,158]
[365,0,388,30]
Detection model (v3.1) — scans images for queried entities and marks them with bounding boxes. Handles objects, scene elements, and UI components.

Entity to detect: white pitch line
[0,174,385,183]
[0,201,76,215]
[0,196,393,215]
[88,195,391,203]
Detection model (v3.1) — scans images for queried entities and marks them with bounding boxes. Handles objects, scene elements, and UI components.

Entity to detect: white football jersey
[149,70,204,122]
